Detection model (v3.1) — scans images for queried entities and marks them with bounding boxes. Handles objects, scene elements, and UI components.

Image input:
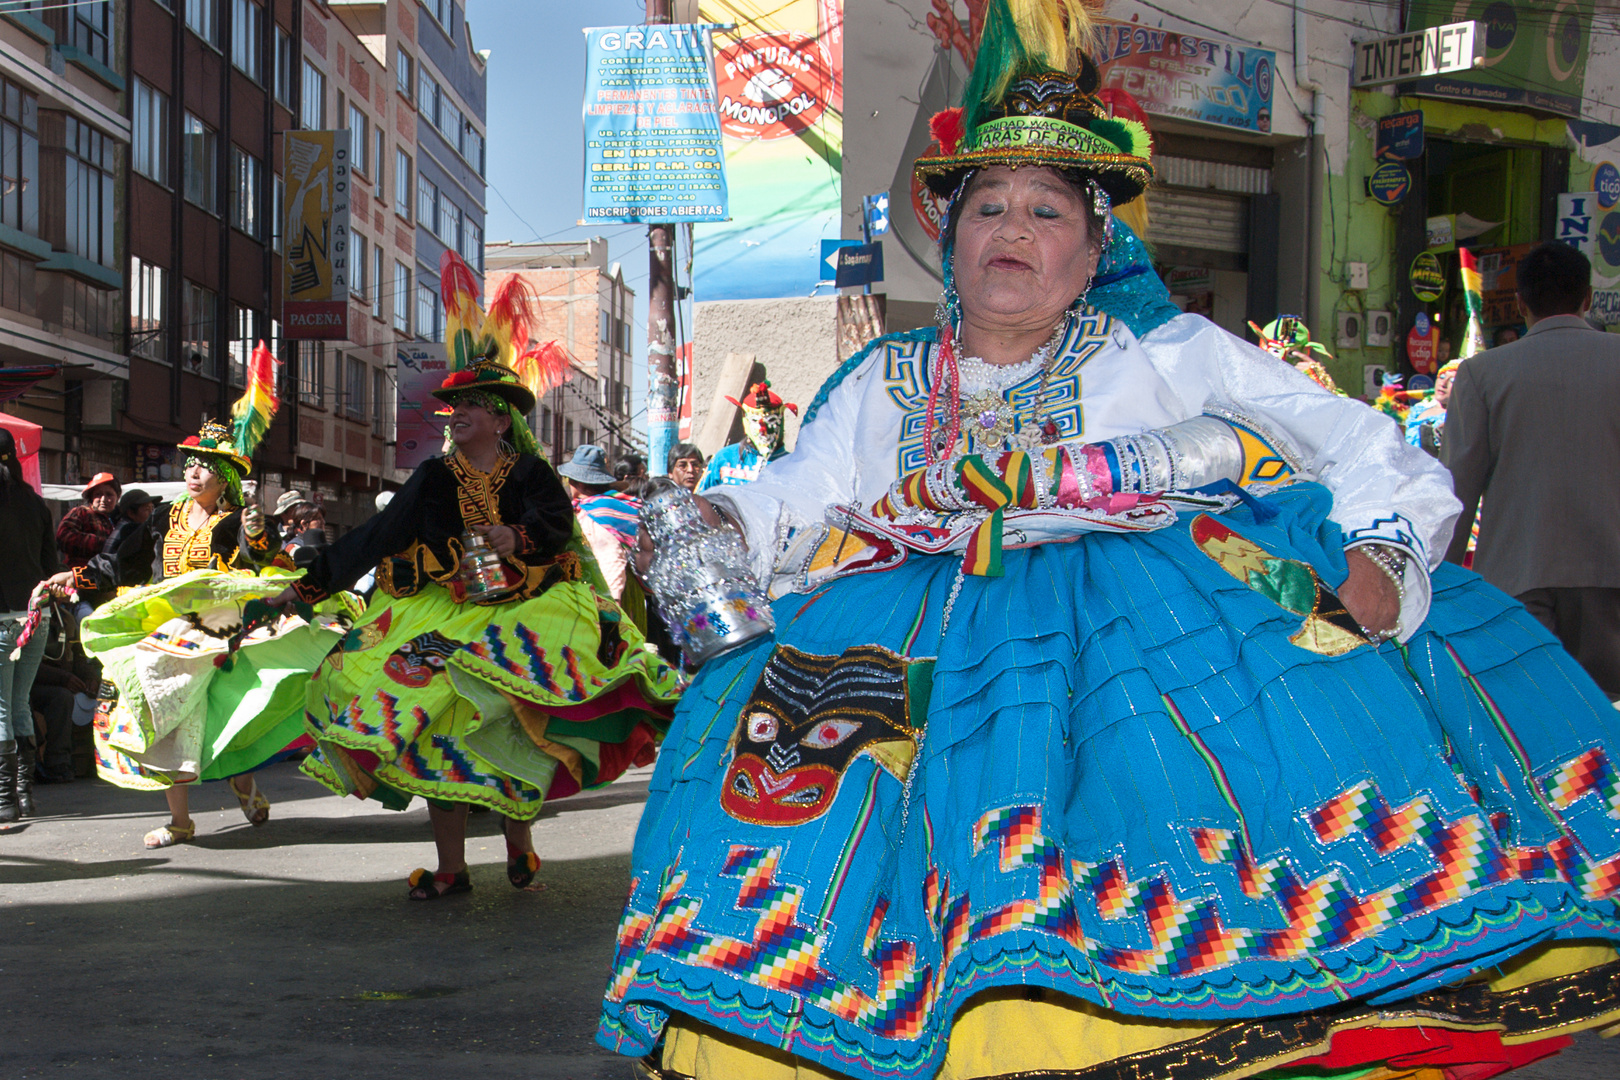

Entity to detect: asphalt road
[3,763,1616,1079]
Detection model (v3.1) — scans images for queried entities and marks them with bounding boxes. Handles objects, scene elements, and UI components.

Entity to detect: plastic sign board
[863,192,891,237]
[1595,162,1620,209]
[1369,161,1411,206]
[1410,251,1445,303]
[283,131,349,340]
[1406,327,1437,374]
[1093,19,1275,135]
[833,242,884,288]
[1376,110,1424,159]
[1352,21,1483,87]
[820,238,862,282]
[1405,1,1589,118]
[581,25,728,224]
[394,343,449,472]
[1557,192,1597,257]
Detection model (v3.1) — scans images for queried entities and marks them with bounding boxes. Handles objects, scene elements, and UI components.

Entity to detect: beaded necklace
[922,314,1071,464]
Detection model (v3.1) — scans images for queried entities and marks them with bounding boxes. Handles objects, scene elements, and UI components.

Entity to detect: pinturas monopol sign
[1351,21,1484,88]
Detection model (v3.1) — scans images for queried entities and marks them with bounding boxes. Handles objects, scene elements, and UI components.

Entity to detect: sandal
[144,821,197,849]
[230,775,271,826]
[407,867,472,901]
[506,845,541,889]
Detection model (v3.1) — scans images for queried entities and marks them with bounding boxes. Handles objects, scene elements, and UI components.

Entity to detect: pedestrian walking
[1444,241,1620,699]
[0,427,59,822]
[271,255,681,901]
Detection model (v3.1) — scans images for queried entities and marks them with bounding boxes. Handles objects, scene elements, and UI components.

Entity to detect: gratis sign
[581,25,728,224]
[1351,21,1483,87]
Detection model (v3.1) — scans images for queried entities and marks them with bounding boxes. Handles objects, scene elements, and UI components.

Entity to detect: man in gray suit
[1444,241,1620,699]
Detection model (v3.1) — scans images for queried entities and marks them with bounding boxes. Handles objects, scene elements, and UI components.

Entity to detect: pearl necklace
[924,316,1070,463]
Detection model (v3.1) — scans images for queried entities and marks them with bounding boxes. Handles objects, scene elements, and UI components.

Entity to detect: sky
[470,0,668,443]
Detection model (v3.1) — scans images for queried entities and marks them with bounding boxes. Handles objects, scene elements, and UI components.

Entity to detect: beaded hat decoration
[433,359,538,415]
[913,0,1152,206]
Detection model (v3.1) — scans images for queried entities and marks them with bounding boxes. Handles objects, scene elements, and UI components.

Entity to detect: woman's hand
[242,506,265,536]
[266,586,302,612]
[43,571,77,596]
[477,524,519,558]
[1341,548,1401,640]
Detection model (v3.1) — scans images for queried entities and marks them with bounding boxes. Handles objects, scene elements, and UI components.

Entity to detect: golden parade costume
[599,5,1620,1078]
[294,256,682,825]
[76,345,356,795]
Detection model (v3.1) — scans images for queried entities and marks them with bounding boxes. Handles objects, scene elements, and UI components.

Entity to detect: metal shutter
[1147,186,1249,255]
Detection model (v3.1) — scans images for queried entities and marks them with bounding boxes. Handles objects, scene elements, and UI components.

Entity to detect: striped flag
[1458,247,1487,359]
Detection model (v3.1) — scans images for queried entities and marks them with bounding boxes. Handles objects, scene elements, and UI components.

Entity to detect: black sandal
[407,867,472,901]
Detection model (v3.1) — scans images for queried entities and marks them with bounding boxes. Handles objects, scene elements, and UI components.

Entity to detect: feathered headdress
[177,340,280,474]
[439,250,573,405]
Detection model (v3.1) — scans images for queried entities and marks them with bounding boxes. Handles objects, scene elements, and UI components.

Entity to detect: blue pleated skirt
[599,483,1620,1079]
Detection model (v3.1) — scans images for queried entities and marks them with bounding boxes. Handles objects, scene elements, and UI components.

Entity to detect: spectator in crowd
[103,488,159,581]
[0,427,59,821]
[273,489,312,534]
[1445,241,1620,698]
[666,442,705,493]
[557,445,640,600]
[55,473,119,574]
[29,617,92,784]
[1493,325,1521,346]
[614,454,649,498]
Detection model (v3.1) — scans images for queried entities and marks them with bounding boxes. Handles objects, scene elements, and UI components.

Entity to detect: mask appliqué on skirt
[382,631,460,688]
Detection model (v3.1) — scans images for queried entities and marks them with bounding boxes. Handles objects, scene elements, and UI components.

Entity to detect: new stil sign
[1351,21,1484,88]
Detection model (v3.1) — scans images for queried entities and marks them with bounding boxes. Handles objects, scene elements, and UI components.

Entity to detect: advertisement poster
[1404,1,1589,118]
[580,25,728,224]
[283,131,350,340]
[393,342,449,471]
[693,0,843,301]
[1092,19,1275,135]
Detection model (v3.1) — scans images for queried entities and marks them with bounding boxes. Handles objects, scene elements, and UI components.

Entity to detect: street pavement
[3,761,1617,1079]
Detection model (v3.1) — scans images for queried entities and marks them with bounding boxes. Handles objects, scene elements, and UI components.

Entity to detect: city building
[484,236,639,465]
[1,1,129,484]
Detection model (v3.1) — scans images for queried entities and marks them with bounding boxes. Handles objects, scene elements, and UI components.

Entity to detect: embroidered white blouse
[707,311,1461,641]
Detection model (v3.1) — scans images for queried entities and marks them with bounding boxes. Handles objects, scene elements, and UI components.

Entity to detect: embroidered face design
[741,405,784,457]
[722,644,931,827]
[382,631,460,688]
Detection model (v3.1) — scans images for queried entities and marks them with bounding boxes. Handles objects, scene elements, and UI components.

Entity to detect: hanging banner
[693,0,843,301]
[580,24,729,224]
[1092,20,1276,135]
[1404,1,1589,119]
[283,131,349,340]
[393,342,448,471]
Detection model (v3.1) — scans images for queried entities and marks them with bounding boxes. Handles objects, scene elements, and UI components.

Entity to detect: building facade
[485,236,639,465]
[1,1,130,484]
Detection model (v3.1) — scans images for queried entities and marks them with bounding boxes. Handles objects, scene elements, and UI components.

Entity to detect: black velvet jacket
[72,499,275,594]
[293,452,575,604]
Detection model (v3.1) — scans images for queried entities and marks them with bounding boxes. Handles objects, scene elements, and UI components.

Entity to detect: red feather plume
[930,107,966,155]
[513,340,575,399]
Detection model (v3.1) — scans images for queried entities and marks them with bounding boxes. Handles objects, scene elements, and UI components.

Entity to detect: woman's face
[952,166,1099,343]
[185,461,223,503]
[670,455,703,491]
[449,398,509,450]
[1435,369,1456,406]
[86,485,118,515]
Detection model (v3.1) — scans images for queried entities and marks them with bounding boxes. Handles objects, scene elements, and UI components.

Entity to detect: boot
[0,740,17,825]
[16,736,35,817]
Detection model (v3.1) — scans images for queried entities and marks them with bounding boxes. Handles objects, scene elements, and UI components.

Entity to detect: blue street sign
[863,192,891,237]
[834,242,884,288]
[820,238,862,282]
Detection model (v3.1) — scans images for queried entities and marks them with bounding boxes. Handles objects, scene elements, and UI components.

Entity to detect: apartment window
[186,0,219,48]
[372,366,386,431]
[272,174,284,254]
[441,97,463,150]
[64,118,116,269]
[599,310,610,344]
[438,199,458,252]
[417,70,438,129]
[299,342,324,406]
[1,250,36,317]
[392,261,410,333]
[347,104,368,175]
[228,305,260,386]
[273,25,292,106]
[132,80,169,186]
[129,256,167,361]
[428,0,449,28]
[229,146,261,238]
[373,128,385,200]
[395,46,413,98]
[301,60,325,130]
[344,353,366,418]
[416,174,436,232]
[72,1,112,67]
[395,149,411,217]
[231,0,263,82]
[0,78,40,238]
[460,219,482,273]
[182,113,218,212]
[371,243,383,320]
[466,129,485,176]
[352,233,367,305]
[564,418,574,451]
[582,427,594,449]
[416,281,440,342]
[182,280,218,377]
[63,279,118,342]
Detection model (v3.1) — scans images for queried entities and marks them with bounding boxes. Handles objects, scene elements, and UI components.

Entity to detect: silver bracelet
[1351,543,1407,643]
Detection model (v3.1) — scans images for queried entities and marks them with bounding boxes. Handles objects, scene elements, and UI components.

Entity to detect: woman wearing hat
[55,473,120,614]
[46,345,356,848]
[271,253,681,900]
[602,5,1620,1078]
